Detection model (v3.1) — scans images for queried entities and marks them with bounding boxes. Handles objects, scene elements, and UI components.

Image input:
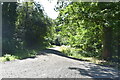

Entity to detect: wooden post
[0,2,2,57]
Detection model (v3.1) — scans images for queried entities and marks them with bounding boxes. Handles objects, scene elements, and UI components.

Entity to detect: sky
[35,0,59,19]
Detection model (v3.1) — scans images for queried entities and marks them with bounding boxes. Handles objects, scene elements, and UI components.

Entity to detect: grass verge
[0,50,38,62]
[58,45,120,69]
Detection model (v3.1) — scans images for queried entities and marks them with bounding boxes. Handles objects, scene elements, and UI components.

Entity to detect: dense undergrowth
[58,45,120,69]
[0,50,38,62]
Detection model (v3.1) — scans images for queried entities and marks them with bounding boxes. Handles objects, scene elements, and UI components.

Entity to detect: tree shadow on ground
[68,64,120,80]
[19,50,48,60]
[40,49,119,69]
[19,56,36,60]
[41,49,120,79]
[39,49,89,62]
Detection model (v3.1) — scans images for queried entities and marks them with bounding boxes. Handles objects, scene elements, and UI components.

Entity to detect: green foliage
[0,50,38,62]
[2,2,52,56]
[53,2,120,60]
[2,2,18,54]
[60,45,74,56]
[59,45,93,61]
[15,2,51,49]
[0,54,18,62]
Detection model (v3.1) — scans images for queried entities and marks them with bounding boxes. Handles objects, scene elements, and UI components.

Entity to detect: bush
[60,45,80,57]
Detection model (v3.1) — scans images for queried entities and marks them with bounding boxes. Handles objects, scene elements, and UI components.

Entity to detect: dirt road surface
[0,49,119,79]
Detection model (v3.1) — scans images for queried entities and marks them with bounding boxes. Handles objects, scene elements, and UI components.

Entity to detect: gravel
[0,49,119,79]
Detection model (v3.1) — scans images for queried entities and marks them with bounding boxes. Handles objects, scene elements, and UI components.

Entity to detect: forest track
[0,49,119,79]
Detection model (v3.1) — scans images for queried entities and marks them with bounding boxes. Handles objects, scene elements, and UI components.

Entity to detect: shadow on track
[19,56,36,60]
[68,66,119,80]
[39,49,89,62]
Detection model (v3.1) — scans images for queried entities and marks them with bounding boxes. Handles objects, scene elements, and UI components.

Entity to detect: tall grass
[0,50,38,62]
[59,45,119,69]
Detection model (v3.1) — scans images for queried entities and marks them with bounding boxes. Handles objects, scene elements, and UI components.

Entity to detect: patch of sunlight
[0,54,18,62]
[0,57,6,62]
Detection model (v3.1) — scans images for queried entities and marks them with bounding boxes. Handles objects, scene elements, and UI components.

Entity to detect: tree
[16,2,51,50]
[54,2,120,60]
[2,2,18,54]
[2,1,52,55]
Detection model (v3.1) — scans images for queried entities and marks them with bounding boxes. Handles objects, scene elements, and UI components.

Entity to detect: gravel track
[0,49,119,79]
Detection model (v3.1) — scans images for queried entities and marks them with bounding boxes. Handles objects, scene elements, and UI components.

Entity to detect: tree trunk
[118,30,120,61]
[102,27,112,60]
